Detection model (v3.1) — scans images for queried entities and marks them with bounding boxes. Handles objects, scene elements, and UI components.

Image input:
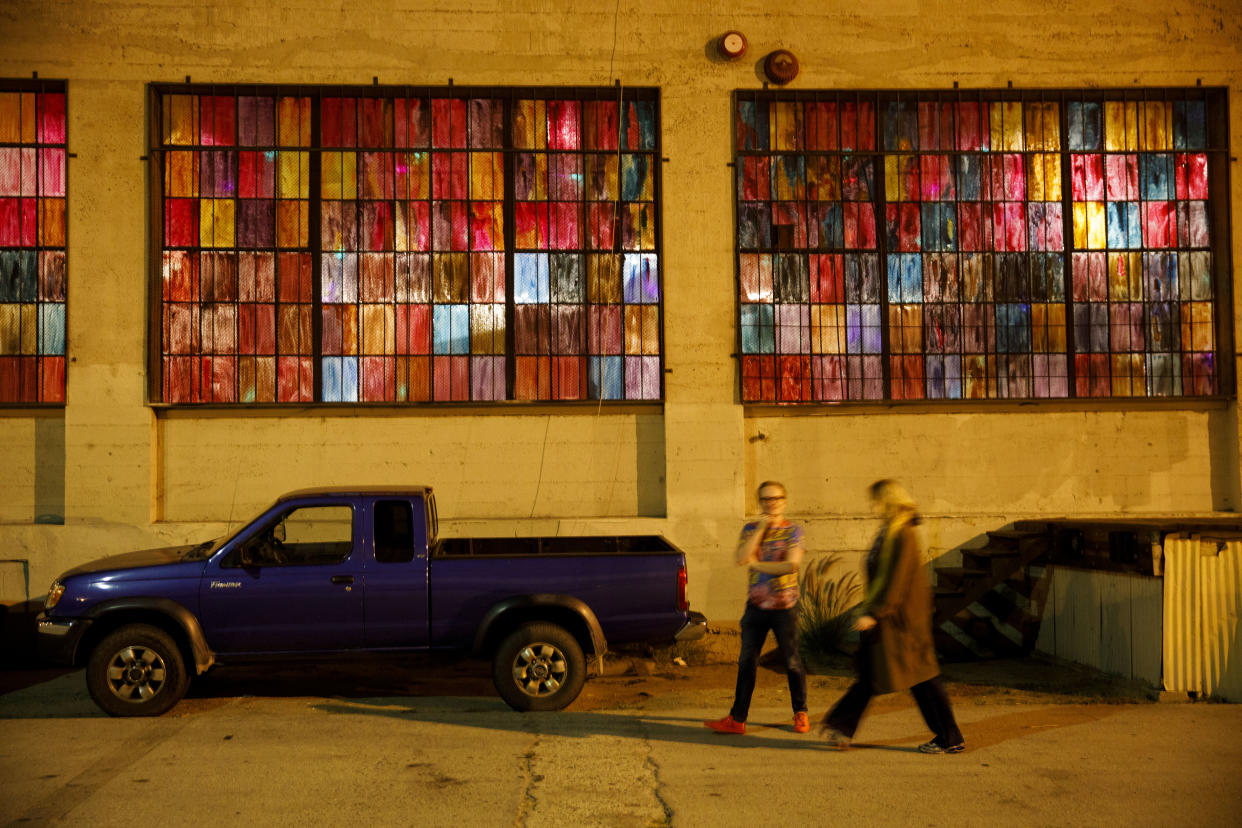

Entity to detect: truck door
[362,496,429,649]
[200,501,364,653]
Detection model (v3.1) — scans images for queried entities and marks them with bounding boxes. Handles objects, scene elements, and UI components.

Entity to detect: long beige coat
[859,518,940,694]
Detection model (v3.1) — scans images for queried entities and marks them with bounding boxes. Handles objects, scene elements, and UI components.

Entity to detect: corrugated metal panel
[1162,535,1242,701]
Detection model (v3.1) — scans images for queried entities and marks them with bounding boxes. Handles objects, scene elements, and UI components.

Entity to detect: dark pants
[824,637,963,748]
[729,603,808,722]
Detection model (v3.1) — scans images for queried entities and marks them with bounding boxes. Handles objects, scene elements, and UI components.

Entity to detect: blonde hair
[757,480,786,498]
[868,479,917,520]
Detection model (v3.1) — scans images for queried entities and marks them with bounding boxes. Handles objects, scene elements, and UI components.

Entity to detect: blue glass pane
[995,304,1031,353]
[815,204,843,249]
[771,155,805,199]
[740,304,774,354]
[622,254,659,303]
[1173,101,1206,150]
[588,355,624,399]
[433,304,470,354]
[322,357,359,402]
[1106,203,1141,249]
[883,101,917,151]
[1140,154,1173,199]
[926,355,962,399]
[39,304,65,355]
[621,154,650,201]
[955,156,982,200]
[514,253,549,303]
[887,254,923,303]
[1068,102,1101,150]
[736,101,770,151]
[921,203,957,251]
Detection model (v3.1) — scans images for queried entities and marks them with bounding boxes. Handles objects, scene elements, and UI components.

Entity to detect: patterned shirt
[742,521,803,610]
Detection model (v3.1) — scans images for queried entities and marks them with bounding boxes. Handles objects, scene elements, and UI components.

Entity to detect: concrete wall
[0,0,1240,625]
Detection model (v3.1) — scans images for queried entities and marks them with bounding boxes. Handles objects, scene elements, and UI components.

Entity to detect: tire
[85,624,190,717]
[491,622,586,712]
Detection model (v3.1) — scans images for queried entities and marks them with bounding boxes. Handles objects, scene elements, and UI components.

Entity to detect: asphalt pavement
[2,662,1240,827]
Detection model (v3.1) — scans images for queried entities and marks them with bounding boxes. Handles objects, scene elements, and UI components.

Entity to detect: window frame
[731,87,1235,406]
[147,83,665,407]
[0,77,68,407]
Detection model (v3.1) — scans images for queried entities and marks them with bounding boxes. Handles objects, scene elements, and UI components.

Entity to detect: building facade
[1,0,1239,623]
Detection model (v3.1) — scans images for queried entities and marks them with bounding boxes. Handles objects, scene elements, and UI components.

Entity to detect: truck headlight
[45,581,65,609]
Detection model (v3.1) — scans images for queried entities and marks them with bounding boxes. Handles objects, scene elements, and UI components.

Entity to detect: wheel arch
[78,598,215,674]
[473,594,607,663]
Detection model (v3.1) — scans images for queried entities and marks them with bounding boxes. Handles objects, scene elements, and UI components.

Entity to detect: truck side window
[374,500,415,563]
[236,505,353,567]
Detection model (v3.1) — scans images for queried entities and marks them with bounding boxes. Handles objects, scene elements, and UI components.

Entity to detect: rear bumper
[675,610,708,642]
[36,614,89,665]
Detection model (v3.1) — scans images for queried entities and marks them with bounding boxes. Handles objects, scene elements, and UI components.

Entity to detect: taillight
[677,565,689,611]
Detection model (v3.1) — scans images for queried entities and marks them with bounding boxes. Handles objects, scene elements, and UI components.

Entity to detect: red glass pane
[1105,154,1138,200]
[1142,201,1174,248]
[395,98,430,148]
[550,202,581,250]
[37,93,66,144]
[515,355,550,400]
[552,355,584,400]
[583,101,618,150]
[546,100,581,150]
[741,355,775,401]
[432,99,467,148]
[806,102,840,151]
[39,148,66,196]
[361,98,391,148]
[1071,154,1104,201]
[277,356,313,401]
[164,199,199,246]
[396,304,431,354]
[810,254,844,303]
[39,356,65,402]
[433,354,468,400]
[201,96,236,146]
[842,202,876,249]
[588,305,622,354]
[361,355,394,400]
[321,98,357,147]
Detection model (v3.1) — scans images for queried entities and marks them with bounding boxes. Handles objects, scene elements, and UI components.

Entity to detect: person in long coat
[820,479,965,754]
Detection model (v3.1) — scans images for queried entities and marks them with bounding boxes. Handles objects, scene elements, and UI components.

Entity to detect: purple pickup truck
[36,486,707,717]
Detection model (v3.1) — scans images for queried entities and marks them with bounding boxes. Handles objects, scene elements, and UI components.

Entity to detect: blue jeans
[729,603,808,722]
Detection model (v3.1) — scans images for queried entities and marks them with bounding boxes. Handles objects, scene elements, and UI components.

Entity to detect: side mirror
[273,522,286,544]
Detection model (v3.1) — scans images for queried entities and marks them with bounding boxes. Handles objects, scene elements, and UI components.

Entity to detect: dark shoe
[704,714,745,735]
[918,740,965,754]
[793,711,810,734]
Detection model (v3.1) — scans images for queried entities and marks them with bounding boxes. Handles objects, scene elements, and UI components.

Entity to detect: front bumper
[36,613,90,665]
[675,610,708,642]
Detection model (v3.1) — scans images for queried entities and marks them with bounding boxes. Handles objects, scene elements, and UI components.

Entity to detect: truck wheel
[492,622,586,712]
[86,624,190,717]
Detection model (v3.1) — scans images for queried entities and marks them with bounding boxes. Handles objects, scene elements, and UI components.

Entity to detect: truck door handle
[330,575,354,585]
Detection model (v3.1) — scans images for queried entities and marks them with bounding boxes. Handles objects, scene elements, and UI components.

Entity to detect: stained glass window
[734,89,1229,403]
[153,86,662,404]
[0,80,66,404]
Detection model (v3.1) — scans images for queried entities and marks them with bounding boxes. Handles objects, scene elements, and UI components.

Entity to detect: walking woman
[821,479,965,754]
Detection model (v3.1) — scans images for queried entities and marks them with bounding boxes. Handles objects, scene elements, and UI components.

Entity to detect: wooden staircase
[932,524,1052,661]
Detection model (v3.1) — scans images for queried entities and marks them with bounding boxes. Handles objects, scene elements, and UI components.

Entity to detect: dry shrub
[798,553,862,661]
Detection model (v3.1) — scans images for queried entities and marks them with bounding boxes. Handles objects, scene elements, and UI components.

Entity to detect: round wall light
[763,49,799,85]
[717,31,748,60]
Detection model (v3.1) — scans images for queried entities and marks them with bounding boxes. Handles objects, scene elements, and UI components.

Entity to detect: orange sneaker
[793,711,810,733]
[704,714,746,734]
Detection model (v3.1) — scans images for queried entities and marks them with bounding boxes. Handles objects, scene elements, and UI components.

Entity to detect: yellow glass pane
[770,101,800,151]
[1185,302,1214,352]
[884,156,901,202]
[887,305,923,354]
[810,305,846,354]
[0,94,21,143]
[164,94,198,146]
[989,102,1024,151]
[627,203,654,249]
[320,152,357,199]
[39,199,66,246]
[1110,354,1144,396]
[512,100,546,150]
[199,199,235,247]
[1104,102,1138,151]
[470,303,505,354]
[0,304,20,354]
[401,152,431,200]
[1107,252,1142,300]
[1026,154,1062,201]
[19,93,36,143]
[587,255,622,303]
[276,200,308,248]
[277,97,311,146]
[278,151,309,198]
[165,151,198,197]
[361,305,395,354]
[1073,202,1106,249]
[1024,103,1060,151]
[623,305,659,355]
[1140,101,1171,151]
[470,152,503,200]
